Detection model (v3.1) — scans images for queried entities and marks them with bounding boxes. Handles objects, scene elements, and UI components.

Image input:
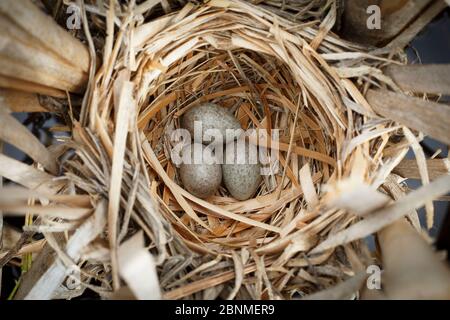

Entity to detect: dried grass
[1,0,450,300]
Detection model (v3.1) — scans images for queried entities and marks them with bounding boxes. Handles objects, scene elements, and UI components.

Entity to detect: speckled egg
[179,143,222,199]
[222,140,262,201]
[181,103,242,144]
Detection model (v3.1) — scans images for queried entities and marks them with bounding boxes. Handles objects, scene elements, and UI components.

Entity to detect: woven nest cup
[137,6,343,235]
[124,1,376,297]
[73,0,422,299]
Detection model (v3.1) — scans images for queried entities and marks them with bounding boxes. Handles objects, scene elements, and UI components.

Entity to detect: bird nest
[3,0,448,300]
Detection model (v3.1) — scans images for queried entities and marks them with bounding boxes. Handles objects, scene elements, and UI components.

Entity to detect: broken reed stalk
[394,158,450,180]
[379,218,450,299]
[0,107,58,174]
[1,0,450,300]
[341,0,434,46]
[367,89,450,145]
[0,0,89,96]
[384,64,450,95]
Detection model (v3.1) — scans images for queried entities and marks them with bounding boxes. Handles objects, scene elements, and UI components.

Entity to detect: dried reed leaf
[0,106,57,174]
[0,0,89,94]
[17,200,106,299]
[367,89,450,145]
[302,271,366,300]
[403,127,434,228]
[379,218,450,299]
[394,158,450,180]
[0,154,61,194]
[384,64,450,95]
[312,175,450,254]
[383,0,447,52]
[0,89,47,112]
[118,231,161,300]
[108,80,134,290]
[299,163,319,208]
